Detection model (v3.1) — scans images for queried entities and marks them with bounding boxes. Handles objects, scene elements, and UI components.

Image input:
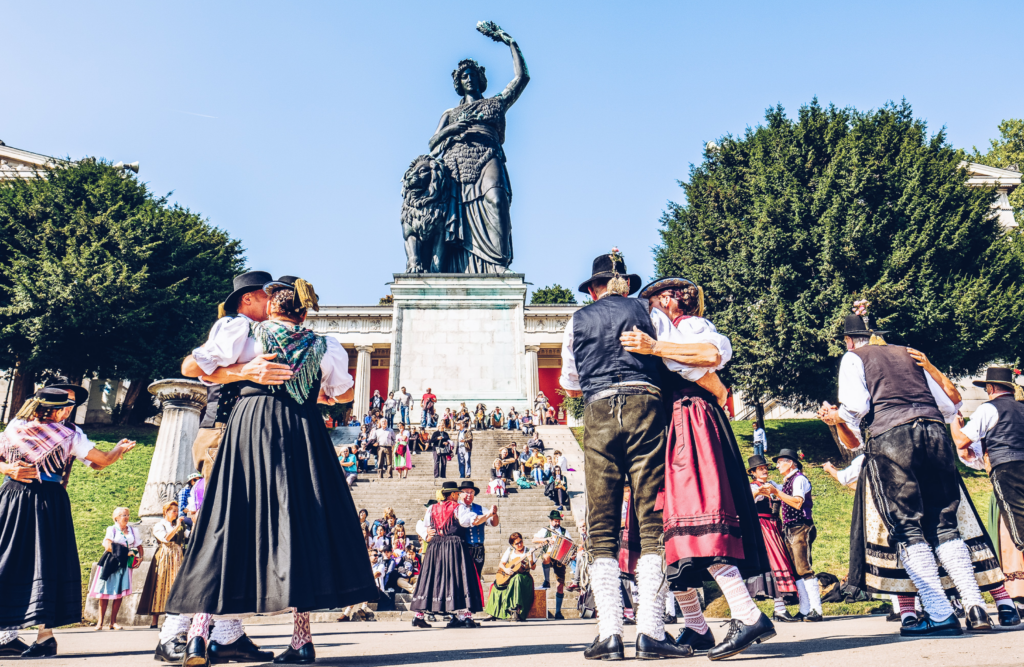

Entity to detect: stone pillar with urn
[525,345,540,407]
[84,379,207,626]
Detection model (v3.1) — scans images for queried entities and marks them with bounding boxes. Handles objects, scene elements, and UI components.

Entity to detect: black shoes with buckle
[707,613,776,661]
[209,634,275,663]
[584,634,625,660]
[899,612,963,637]
[965,605,992,632]
[635,633,693,659]
[153,634,186,662]
[998,604,1022,627]
[274,643,316,665]
[674,626,715,655]
[20,637,58,658]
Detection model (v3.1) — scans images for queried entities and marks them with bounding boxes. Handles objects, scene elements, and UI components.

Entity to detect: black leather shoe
[273,643,315,664]
[21,638,58,658]
[675,626,715,655]
[554,612,565,620]
[998,605,1022,627]
[209,634,275,663]
[584,634,624,661]
[899,613,963,637]
[802,610,824,622]
[153,636,186,662]
[707,613,776,661]
[183,637,209,667]
[636,633,693,659]
[663,613,678,626]
[445,617,465,628]
[0,637,30,656]
[900,615,919,627]
[412,617,432,629]
[965,605,992,632]
[773,609,798,623]
[462,618,479,628]
[886,610,901,622]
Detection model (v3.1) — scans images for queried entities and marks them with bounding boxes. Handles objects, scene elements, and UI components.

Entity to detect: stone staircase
[344,427,583,620]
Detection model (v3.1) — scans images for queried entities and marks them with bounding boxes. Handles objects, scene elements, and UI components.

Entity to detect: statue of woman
[429,24,529,273]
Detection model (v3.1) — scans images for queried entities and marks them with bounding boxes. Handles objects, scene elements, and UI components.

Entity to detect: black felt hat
[772,448,803,470]
[973,367,1019,391]
[746,454,768,473]
[440,481,461,496]
[224,270,274,312]
[459,480,481,495]
[45,383,88,407]
[34,387,75,408]
[841,313,889,338]
[578,250,641,295]
[639,277,698,301]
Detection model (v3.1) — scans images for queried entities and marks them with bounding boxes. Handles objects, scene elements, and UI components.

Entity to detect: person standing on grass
[753,422,767,457]
[766,450,822,621]
[0,388,136,659]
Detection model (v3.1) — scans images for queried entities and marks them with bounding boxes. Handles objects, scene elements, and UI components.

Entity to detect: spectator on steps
[358,509,369,534]
[395,548,421,594]
[520,410,535,435]
[371,508,396,536]
[368,418,395,479]
[457,425,473,478]
[338,446,358,488]
[527,432,544,451]
[526,448,546,484]
[362,527,372,550]
[517,446,531,477]
[534,391,550,417]
[371,526,390,552]
[394,423,412,480]
[554,450,569,472]
[489,459,507,497]
[384,392,398,429]
[440,407,454,430]
[506,407,520,431]
[356,440,370,473]
[396,386,413,426]
[417,427,431,454]
[474,404,487,430]
[431,427,452,478]
[370,390,384,414]
[543,456,554,482]
[420,388,437,428]
[490,406,504,429]
[546,404,557,425]
[546,467,570,510]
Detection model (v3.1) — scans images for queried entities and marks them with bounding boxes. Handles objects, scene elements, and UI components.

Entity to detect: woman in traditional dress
[394,422,412,479]
[89,507,144,630]
[165,279,377,666]
[484,532,537,621]
[0,387,136,658]
[143,501,190,628]
[744,456,799,622]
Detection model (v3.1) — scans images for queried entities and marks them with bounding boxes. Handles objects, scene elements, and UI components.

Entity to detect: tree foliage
[531,284,577,305]
[0,158,245,385]
[972,118,1024,227]
[655,100,1024,409]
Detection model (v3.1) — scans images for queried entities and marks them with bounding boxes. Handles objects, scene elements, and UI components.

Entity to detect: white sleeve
[958,442,986,470]
[924,370,961,422]
[415,519,428,539]
[960,402,998,444]
[534,528,548,540]
[152,520,169,542]
[320,336,355,397]
[422,508,434,530]
[558,316,581,391]
[837,353,869,446]
[69,427,96,462]
[836,454,865,486]
[790,476,811,499]
[192,316,252,376]
[104,526,116,542]
[456,504,475,528]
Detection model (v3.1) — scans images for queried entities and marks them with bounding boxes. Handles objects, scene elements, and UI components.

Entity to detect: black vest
[572,295,661,403]
[199,383,241,429]
[983,395,1024,469]
[852,345,943,438]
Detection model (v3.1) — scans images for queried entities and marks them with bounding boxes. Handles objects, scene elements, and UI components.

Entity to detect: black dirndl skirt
[410,535,484,613]
[165,384,378,614]
[0,480,82,628]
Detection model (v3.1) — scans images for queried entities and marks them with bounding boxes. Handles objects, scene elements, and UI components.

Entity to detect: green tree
[531,284,577,305]
[0,158,245,420]
[972,118,1024,227]
[655,99,1024,410]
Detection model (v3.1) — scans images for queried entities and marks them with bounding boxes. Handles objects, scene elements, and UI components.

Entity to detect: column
[353,345,374,421]
[138,379,207,518]
[525,345,541,407]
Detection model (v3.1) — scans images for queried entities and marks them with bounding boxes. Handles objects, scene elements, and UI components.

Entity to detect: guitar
[494,546,544,589]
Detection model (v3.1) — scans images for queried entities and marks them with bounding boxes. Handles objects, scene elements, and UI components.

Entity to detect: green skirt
[484,572,535,619]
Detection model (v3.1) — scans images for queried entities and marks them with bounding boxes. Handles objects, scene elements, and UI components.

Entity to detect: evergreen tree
[972,118,1024,227]
[655,100,1024,409]
[531,284,577,305]
[0,158,245,418]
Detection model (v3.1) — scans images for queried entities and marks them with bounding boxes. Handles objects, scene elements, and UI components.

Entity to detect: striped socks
[674,589,709,634]
[707,563,761,626]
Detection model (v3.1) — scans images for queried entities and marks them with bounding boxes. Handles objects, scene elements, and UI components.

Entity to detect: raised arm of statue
[496,32,529,108]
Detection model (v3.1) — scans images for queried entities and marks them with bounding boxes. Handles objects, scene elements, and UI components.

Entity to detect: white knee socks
[935,539,985,609]
[209,618,245,646]
[159,614,191,643]
[0,630,17,644]
[900,543,954,621]
[665,590,677,615]
[773,598,787,616]
[675,589,709,634]
[803,576,823,614]
[794,578,810,615]
[707,563,761,626]
[636,554,667,641]
[591,558,625,641]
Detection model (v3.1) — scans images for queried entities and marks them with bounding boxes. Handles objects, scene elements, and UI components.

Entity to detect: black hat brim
[972,379,1018,390]
[840,329,890,338]
[459,483,481,494]
[771,454,802,469]
[45,383,89,407]
[578,273,642,296]
[639,277,698,300]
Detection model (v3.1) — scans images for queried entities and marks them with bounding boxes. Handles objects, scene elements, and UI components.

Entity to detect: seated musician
[533,510,570,619]
[484,533,537,621]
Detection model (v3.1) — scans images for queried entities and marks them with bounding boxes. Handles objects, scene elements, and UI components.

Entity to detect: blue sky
[5,1,1022,305]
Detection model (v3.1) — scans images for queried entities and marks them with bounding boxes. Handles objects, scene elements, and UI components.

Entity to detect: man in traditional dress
[951,366,1024,627]
[819,312,993,636]
[767,449,823,621]
[561,252,711,660]
[533,510,571,619]
[458,480,498,593]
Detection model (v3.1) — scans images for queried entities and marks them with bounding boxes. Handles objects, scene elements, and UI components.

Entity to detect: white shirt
[753,428,766,446]
[397,391,413,407]
[152,518,190,543]
[837,454,865,486]
[837,350,961,446]
[104,525,141,549]
[556,455,569,472]
[457,501,498,528]
[649,309,732,381]
[191,315,354,397]
[769,471,811,498]
[958,398,1007,445]
[500,546,536,566]
[535,525,567,541]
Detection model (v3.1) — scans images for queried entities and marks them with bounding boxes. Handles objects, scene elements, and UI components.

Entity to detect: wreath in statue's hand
[477,21,512,45]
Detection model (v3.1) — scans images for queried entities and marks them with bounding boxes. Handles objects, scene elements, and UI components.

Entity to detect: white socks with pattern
[675,589,709,634]
[636,554,667,641]
[591,558,625,641]
[159,615,191,643]
[707,563,761,626]
[210,618,245,646]
[803,576,823,614]
[935,539,985,610]
[900,543,954,621]
[794,578,810,615]
[0,630,17,645]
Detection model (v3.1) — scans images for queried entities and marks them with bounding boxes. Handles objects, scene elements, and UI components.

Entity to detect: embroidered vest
[460,503,485,545]
[781,472,813,525]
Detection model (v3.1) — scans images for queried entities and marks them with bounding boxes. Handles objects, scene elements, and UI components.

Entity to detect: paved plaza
[7,615,1022,667]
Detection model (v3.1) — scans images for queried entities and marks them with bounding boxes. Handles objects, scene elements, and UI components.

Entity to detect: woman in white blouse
[89,507,143,630]
[163,279,377,663]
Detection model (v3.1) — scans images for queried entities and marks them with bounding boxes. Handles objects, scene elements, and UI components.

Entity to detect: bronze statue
[401,21,529,274]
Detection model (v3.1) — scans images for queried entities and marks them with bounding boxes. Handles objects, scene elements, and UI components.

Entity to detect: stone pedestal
[353,345,374,421]
[389,274,530,412]
[85,379,206,626]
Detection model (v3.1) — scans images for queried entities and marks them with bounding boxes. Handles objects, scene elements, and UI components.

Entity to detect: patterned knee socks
[935,539,985,609]
[990,584,1015,610]
[794,578,810,615]
[591,558,625,641]
[674,589,709,634]
[0,630,17,645]
[187,613,212,642]
[896,594,918,621]
[773,597,787,616]
[159,615,191,643]
[290,611,311,650]
[900,543,954,621]
[636,554,667,641]
[209,618,244,646]
[707,563,761,626]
